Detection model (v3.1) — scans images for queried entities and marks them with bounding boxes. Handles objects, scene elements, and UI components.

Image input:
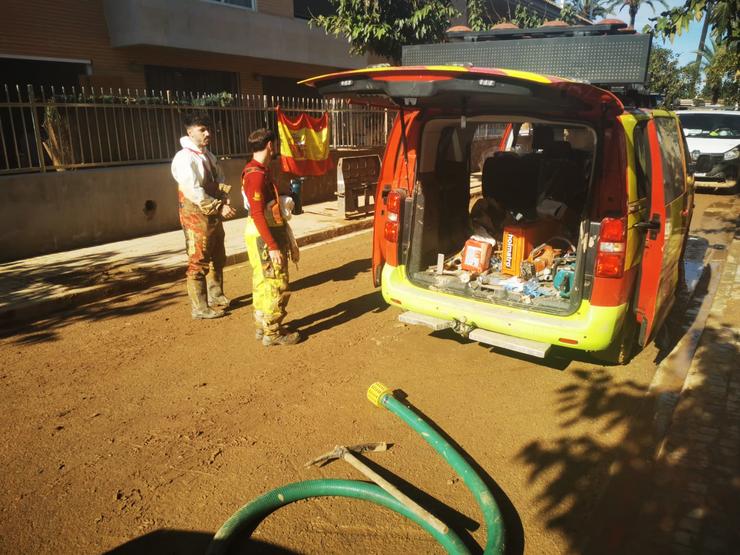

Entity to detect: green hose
[207,384,506,554]
[206,479,469,555]
[368,383,506,554]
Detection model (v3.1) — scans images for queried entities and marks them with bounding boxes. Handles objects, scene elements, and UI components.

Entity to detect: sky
[604,0,706,66]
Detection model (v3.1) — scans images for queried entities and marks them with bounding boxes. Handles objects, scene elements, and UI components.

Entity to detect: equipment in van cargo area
[461,239,493,273]
[407,118,591,314]
[501,221,562,276]
[415,227,575,308]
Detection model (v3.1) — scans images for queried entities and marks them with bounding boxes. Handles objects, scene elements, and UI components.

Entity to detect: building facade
[0,0,370,97]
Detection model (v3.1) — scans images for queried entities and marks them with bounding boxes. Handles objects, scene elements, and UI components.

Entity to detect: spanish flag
[276,108,332,176]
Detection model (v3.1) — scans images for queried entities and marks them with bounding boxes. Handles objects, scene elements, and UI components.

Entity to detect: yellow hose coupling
[367,382,392,408]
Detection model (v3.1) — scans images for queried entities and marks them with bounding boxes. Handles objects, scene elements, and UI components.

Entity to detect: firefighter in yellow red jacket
[242,128,301,346]
[172,113,236,319]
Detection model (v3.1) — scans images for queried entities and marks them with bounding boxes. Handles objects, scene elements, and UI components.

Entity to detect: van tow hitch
[452,318,474,338]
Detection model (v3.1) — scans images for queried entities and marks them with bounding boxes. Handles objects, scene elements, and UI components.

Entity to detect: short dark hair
[183,112,212,130]
[248,128,275,152]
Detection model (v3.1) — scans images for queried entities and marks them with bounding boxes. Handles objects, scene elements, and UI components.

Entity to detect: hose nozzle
[367,382,392,408]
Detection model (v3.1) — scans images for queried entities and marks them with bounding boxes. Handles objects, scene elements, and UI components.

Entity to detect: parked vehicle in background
[677,110,740,191]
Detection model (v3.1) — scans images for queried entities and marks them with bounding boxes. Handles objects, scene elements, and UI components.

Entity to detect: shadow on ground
[515,318,739,554]
[105,528,299,554]
[0,256,373,346]
[290,291,387,338]
[291,258,371,292]
[390,389,525,555]
[0,248,184,345]
[0,284,180,346]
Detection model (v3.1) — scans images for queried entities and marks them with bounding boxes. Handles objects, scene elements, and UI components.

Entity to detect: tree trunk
[629,5,637,28]
[692,3,712,95]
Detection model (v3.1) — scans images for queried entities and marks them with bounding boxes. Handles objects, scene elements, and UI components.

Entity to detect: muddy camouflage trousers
[179,197,225,280]
[244,218,290,340]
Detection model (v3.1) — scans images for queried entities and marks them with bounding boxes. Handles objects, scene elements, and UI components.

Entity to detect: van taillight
[384,190,403,243]
[595,217,626,278]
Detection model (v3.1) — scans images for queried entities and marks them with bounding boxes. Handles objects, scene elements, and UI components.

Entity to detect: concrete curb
[649,261,721,457]
[0,218,373,327]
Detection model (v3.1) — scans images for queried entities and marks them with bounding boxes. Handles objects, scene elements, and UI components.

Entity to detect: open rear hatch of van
[303,67,625,315]
[300,65,622,119]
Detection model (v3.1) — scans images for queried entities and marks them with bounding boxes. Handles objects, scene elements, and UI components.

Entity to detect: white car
[677,110,739,190]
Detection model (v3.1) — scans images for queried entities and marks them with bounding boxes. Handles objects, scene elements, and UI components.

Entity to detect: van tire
[593,314,638,365]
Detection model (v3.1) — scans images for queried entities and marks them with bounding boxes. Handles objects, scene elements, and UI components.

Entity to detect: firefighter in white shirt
[171,113,236,319]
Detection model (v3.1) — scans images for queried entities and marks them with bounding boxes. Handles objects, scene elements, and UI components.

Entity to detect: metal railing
[0,84,393,175]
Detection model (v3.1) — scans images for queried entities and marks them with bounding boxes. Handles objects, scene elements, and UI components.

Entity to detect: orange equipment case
[501,221,561,276]
[461,239,493,273]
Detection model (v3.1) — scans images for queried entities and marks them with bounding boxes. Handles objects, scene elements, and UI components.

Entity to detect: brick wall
[1,0,343,95]
[2,0,142,89]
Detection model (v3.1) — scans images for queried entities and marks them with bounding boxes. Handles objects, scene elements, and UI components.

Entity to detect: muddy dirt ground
[0,193,734,554]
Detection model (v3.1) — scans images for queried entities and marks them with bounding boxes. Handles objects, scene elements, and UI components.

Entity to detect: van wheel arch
[593,309,639,365]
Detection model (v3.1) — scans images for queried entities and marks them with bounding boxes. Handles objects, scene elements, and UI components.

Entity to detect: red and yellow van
[303,63,693,363]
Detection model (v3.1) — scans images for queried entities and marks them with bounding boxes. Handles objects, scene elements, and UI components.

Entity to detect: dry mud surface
[0,194,730,554]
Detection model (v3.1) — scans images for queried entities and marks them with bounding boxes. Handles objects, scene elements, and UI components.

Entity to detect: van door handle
[634,220,660,231]
[635,215,661,241]
[380,184,392,201]
[634,215,660,232]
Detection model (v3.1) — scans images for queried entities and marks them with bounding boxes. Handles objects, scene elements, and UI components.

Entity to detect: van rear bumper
[382,264,627,352]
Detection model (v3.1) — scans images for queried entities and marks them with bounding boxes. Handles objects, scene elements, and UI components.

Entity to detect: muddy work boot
[254,311,265,340]
[207,269,231,309]
[262,331,301,347]
[188,278,225,320]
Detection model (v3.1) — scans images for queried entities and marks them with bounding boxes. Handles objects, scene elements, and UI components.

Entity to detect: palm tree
[695,39,719,70]
[694,38,728,103]
[690,2,713,93]
[605,0,668,28]
[569,0,610,20]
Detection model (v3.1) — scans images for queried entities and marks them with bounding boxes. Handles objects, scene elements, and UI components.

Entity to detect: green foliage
[311,0,460,64]
[605,0,669,27]
[567,0,609,20]
[189,92,235,107]
[501,4,544,28]
[679,61,701,98]
[653,0,739,45]
[46,91,235,106]
[647,45,697,107]
[699,41,740,104]
[466,0,492,31]
[559,3,583,24]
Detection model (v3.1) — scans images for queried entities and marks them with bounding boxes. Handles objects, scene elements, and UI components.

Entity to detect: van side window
[654,117,686,203]
[633,122,651,200]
